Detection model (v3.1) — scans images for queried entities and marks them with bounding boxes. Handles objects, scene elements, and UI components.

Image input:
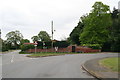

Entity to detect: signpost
[34,41,38,54]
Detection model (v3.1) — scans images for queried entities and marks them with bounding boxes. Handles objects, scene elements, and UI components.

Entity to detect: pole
[35,41,37,54]
[0,29,1,39]
[35,45,36,54]
[51,21,53,40]
[51,21,54,52]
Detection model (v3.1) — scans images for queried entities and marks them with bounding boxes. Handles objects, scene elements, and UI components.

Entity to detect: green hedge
[20,44,35,51]
[82,44,102,49]
[37,41,69,49]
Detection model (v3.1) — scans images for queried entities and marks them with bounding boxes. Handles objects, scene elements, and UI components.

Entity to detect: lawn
[99,57,120,72]
[20,52,99,57]
[27,53,66,57]
[26,52,83,57]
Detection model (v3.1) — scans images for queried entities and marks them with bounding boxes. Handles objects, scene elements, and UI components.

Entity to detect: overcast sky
[0,0,119,42]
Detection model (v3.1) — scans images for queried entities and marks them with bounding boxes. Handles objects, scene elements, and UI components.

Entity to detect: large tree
[21,39,30,44]
[69,15,87,45]
[110,8,120,52]
[79,2,112,48]
[102,8,120,52]
[69,22,84,45]
[6,30,23,48]
[31,36,39,42]
[38,31,51,42]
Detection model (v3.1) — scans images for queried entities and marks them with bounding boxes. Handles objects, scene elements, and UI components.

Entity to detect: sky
[0,0,119,42]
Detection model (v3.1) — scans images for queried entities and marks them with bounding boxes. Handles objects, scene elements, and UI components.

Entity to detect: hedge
[20,44,35,51]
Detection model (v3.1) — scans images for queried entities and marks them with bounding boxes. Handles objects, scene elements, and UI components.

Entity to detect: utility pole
[0,29,1,39]
[51,21,54,52]
[51,21,53,40]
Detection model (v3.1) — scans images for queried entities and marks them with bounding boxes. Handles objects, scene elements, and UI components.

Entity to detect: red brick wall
[75,46,100,53]
[26,48,68,53]
[26,46,100,53]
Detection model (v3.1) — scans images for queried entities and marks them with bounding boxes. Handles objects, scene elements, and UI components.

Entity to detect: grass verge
[99,57,120,72]
[19,52,99,57]
[27,53,66,57]
[26,52,98,57]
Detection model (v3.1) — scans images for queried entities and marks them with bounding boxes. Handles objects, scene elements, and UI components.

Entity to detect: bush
[54,41,69,48]
[2,43,9,52]
[37,41,69,49]
[20,44,35,51]
[82,44,102,49]
[2,46,9,52]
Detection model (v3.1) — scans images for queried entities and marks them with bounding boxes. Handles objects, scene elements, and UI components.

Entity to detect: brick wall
[26,46,100,53]
[75,46,101,53]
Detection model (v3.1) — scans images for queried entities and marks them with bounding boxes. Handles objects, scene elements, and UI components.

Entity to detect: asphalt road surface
[1,50,118,78]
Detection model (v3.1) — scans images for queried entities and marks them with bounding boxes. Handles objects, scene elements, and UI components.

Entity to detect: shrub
[20,44,35,51]
[2,43,9,52]
[54,41,69,48]
[82,44,102,49]
[2,45,9,52]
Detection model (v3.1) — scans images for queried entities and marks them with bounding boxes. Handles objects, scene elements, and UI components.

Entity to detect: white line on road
[11,54,14,63]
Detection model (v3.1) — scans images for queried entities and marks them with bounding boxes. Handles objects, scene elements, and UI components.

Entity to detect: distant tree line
[1,30,69,52]
[0,30,30,51]
[1,30,51,52]
[69,2,120,52]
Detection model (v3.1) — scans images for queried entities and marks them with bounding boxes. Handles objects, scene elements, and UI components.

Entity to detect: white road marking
[11,54,14,63]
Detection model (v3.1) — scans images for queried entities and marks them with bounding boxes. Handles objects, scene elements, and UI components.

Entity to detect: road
[1,50,118,78]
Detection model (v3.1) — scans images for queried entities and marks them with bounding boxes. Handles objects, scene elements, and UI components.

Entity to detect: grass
[22,52,99,57]
[27,52,83,57]
[27,53,66,57]
[99,57,120,72]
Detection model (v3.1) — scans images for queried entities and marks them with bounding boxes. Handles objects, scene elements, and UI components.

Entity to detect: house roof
[24,43,37,45]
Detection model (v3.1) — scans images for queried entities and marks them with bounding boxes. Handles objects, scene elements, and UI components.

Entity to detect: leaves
[80,2,112,46]
[38,31,51,42]
[31,36,39,42]
[69,15,87,45]
[6,30,23,46]
[31,31,51,42]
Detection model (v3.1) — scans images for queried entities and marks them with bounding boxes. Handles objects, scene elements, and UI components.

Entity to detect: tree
[31,36,39,42]
[20,44,34,51]
[21,39,30,44]
[69,15,87,45]
[79,2,112,48]
[110,8,120,52]
[0,38,11,51]
[69,22,83,45]
[6,30,23,49]
[38,31,51,42]
[0,38,3,52]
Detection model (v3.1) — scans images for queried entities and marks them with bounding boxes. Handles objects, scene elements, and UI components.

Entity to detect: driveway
[1,50,118,78]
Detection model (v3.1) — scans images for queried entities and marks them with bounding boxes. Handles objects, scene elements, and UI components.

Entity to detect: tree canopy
[69,15,87,45]
[110,8,120,52]
[79,2,112,47]
[31,36,39,42]
[21,39,30,44]
[31,31,51,42]
[38,31,51,42]
[6,30,23,47]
